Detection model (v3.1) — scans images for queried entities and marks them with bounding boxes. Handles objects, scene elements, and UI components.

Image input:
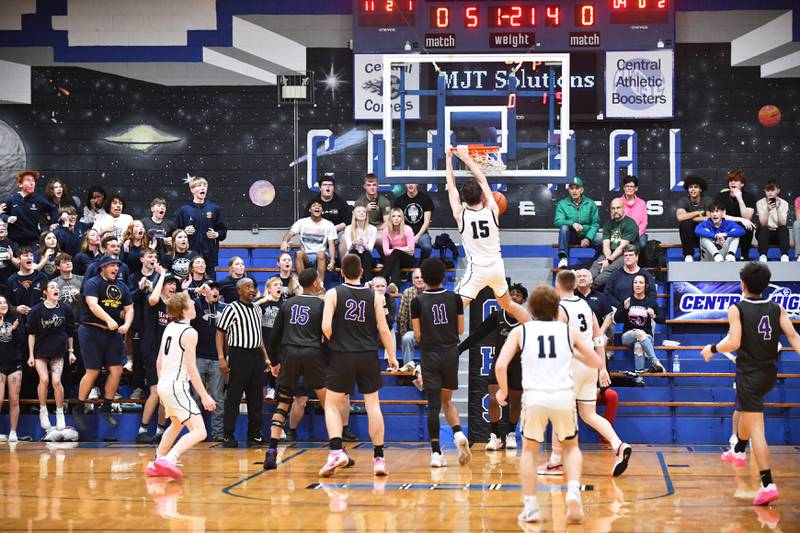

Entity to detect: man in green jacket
[554,177,601,268]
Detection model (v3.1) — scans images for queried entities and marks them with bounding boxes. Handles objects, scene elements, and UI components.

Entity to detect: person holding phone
[755,180,790,262]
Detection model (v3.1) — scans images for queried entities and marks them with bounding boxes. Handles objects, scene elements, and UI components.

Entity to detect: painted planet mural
[249,180,276,207]
[0,120,27,199]
[758,105,781,127]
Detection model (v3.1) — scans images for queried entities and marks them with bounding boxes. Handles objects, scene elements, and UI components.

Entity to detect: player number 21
[344,299,367,322]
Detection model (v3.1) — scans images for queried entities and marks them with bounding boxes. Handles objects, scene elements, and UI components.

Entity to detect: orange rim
[449,144,500,153]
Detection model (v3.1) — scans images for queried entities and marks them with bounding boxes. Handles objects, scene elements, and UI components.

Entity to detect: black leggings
[426,388,442,441]
[383,249,414,286]
[349,248,374,282]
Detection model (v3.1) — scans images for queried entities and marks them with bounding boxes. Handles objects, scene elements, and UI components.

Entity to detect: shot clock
[353,0,674,53]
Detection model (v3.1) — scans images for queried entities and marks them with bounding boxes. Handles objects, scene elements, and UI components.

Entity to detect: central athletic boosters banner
[605,50,674,119]
[671,281,800,320]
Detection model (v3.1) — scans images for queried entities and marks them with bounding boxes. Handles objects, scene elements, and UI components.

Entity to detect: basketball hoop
[450,144,506,174]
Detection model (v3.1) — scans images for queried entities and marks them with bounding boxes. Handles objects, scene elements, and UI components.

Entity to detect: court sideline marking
[222,449,307,500]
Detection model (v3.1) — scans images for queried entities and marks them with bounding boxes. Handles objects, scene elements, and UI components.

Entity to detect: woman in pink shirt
[620,175,648,249]
[382,208,416,287]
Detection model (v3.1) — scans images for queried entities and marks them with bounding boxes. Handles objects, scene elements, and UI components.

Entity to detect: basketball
[492,191,508,216]
[758,105,781,127]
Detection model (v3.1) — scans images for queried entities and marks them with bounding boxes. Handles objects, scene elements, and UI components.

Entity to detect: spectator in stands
[615,273,665,373]
[343,205,376,282]
[382,208,416,289]
[128,248,160,401]
[603,245,658,310]
[142,197,176,260]
[2,170,58,248]
[795,195,800,262]
[355,173,393,250]
[81,235,131,286]
[589,198,639,290]
[694,202,745,262]
[756,180,790,262]
[164,229,199,280]
[182,256,211,297]
[121,220,153,274]
[276,252,300,300]
[44,178,77,213]
[54,253,82,320]
[715,170,756,260]
[72,229,101,276]
[281,199,336,283]
[176,176,227,278]
[54,206,88,257]
[371,275,396,333]
[80,185,106,225]
[0,222,19,290]
[218,256,255,304]
[313,174,352,258]
[396,268,425,368]
[619,175,648,249]
[553,177,601,268]
[7,247,49,316]
[93,192,133,242]
[35,230,60,277]
[0,295,22,443]
[394,184,435,264]
[191,281,226,441]
[575,269,614,352]
[675,175,709,262]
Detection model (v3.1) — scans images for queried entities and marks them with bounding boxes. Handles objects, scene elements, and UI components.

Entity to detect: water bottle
[672,354,680,373]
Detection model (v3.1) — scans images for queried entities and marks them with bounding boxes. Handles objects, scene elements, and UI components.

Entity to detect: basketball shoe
[721,449,746,467]
[753,484,780,506]
[518,496,541,523]
[505,433,518,450]
[319,450,350,477]
[430,452,447,468]
[145,461,167,477]
[612,443,632,477]
[263,448,278,470]
[485,433,505,451]
[153,458,183,480]
[454,431,472,465]
[565,491,584,523]
[373,457,388,476]
[537,460,563,476]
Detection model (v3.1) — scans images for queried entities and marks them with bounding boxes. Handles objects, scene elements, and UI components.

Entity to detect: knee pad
[277,387,294,406]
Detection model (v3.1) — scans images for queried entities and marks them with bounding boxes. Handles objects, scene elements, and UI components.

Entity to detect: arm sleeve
[457,310,497,353]
[725,221,746,237]
[694,220,713,239]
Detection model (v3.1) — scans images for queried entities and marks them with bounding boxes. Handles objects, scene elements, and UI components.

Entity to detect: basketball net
[452,144,506,174]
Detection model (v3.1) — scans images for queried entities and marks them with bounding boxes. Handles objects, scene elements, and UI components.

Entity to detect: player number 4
[758,315,772,341]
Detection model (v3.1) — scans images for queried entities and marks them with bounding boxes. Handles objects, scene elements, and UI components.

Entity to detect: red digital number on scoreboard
[610,0,669,23]
[360,0,415,13]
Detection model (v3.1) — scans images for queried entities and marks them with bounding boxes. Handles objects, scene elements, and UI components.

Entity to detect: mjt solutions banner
[605,50,674,119]
[671,281,800,320]
[353,54,419,120]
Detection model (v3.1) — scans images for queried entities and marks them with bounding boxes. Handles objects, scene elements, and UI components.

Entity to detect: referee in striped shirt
[216,278,271,448]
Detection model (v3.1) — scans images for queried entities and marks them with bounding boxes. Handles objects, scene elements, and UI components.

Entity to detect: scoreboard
[353,0,675,52]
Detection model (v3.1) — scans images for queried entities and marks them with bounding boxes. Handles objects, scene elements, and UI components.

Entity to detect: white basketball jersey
[519,320,574,393]
[560,297,594,344]
[459,205,501,267]
[158,321,194,383]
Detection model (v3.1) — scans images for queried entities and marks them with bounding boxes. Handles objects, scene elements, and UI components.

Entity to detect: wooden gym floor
[0,441,797,532]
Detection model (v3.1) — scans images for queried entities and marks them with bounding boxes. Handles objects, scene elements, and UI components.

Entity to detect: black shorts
[420,348,460,391]
[278,345,326,393]
[326,351,382,395]
[489,352,522,390]
[0,361,22,375]
[144,352,158,387]
[735,369,777,412]
[78,325,126,370]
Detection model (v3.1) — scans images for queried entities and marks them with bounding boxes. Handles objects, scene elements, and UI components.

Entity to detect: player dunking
[495,285,603,524]
[446,145,530,324]
[145,292,216,479]
[541,270,632,477]
[411,258,468,467]
[701,262,800,506]
[319,254,398,477]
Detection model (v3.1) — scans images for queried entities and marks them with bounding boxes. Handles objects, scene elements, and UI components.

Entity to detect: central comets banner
[671,281,800,320]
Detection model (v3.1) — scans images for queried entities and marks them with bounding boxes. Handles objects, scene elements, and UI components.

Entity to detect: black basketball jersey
[278,294,324,349]
[734,298,782,373]
[411,289,463,351]
[329,283,379,353]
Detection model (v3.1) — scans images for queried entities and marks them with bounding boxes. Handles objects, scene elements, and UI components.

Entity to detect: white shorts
[455,259,509,301]
[572,360,599,402]
[520,389,578,442]
[158,380,201,423]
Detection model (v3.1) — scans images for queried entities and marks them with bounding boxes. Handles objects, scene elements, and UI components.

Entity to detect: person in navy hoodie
[1,170,58,248]
[26,281,76,431]
[694,202,746,262]
[6,247,49,317]
[54,206,90,258]
[175,177,227,278]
